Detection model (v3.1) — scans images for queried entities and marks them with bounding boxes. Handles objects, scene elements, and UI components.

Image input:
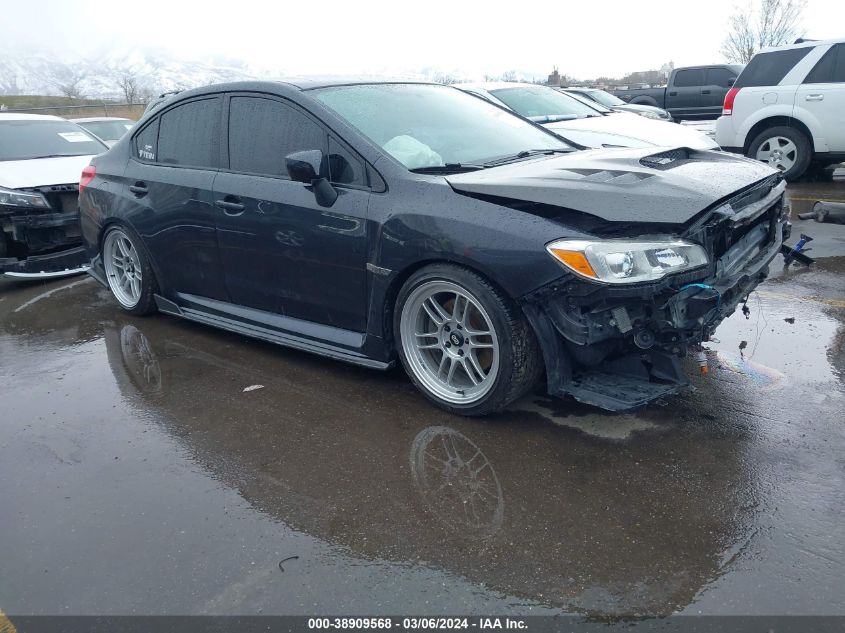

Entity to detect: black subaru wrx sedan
[79,79,788,416]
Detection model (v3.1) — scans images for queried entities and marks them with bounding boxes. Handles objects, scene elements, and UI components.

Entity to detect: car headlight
[546,238,708,284]
[637,110,664,120]
[0,185,50,209]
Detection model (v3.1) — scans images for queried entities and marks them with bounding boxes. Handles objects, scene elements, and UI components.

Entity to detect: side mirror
[285,149,338,208]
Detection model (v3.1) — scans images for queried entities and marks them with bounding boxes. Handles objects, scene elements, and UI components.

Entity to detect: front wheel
[747,126,812,181]
[102,226,159,315]
[394,264,541,417]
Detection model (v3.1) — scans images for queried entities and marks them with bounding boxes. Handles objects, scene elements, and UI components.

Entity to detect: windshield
[583,90,626,107]
[0,119,107,161]
[489,86,601,119]
[312,84,571,170]
[76,119,134,142]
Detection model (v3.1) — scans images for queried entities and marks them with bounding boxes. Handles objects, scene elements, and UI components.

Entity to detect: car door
[666,68,706,117]
[795,43,845,152]
[123,97,228,300]
[213,94,370,332]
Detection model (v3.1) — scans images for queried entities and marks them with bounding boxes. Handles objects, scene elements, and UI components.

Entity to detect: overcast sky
[3,0,843,79]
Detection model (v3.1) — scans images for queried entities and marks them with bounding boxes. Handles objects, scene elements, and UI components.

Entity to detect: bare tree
[722,0,806,64]
[56,73,86,100]
[116,71,140,103]
[500,70,519,82]
[430,71,459,85]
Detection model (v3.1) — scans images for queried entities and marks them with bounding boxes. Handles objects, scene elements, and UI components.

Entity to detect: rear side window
[134,119,158,162]
[804,44,845,83]
[735,47,812,87]
[706,67,737,87]
[673,69,706,87]
[157,98,221,168]
[228,96,326,177]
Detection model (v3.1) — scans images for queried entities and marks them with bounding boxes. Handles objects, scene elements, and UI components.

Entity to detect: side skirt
[153,293,394,371]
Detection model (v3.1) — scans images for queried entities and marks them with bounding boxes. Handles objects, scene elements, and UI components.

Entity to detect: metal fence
[1,102,147,120]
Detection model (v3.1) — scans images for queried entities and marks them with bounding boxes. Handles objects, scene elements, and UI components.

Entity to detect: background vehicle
[612,65,743,120]
[561,87,672,121]
[73,117,135,147]
[457,82,718,149]
[80,79,783,417]
[0,113,107,278]
[715,37,845,181]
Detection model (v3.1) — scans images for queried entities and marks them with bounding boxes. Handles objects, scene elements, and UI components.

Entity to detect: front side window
[157,98,221,168]
[313,84,571,170]
[673,69,706,87]
[736,47,812,87]
[228,96,326,177]
[0,119,106,161]
[327,137,364,186]
[489,86,600,119]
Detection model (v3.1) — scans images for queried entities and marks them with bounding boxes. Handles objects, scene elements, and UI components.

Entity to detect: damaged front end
[0,184,88,278]
[522,175,789,411]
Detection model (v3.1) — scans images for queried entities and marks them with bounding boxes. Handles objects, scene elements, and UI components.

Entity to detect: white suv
[716,37,845,181]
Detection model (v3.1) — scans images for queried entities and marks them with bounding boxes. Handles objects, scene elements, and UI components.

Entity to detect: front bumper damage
[522,176,789,411]
[1,185,88,278]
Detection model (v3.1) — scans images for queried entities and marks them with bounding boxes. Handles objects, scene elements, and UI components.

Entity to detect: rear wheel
[394,264,541,417]
[102,226,159,315]
[747,126,812,181]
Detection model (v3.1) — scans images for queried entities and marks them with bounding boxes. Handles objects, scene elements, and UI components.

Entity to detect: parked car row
[77,78,787,416]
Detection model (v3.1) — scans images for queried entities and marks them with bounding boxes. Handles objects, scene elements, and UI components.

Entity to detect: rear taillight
[722,87,740,115]
[79,165,96,193]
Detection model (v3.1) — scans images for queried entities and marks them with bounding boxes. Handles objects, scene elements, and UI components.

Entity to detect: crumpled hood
[0,155,95,189]
[544,112,717,150]
[446,146,778,225]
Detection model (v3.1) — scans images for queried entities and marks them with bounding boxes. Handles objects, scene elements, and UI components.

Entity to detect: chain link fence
[1,102,147,121]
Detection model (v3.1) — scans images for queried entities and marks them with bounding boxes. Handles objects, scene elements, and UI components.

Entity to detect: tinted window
[313,84,570,170]
[134,118,158,162]
[157,98,220,168]
[804,44,845,83]
[673,69,706,87]
[735,47,812,87]
[0,119,106,161]
[706,67,737,87]
[327,137,364,186]
[228,96,326,177]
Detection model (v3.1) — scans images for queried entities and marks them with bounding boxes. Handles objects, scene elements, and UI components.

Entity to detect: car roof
[760,36,845,53]
[0,113,66,122]
[72,117,133,123]
[458,82,542,92]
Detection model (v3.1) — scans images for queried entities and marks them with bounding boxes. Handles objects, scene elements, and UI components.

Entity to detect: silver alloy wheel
[103,229,142,309]
[400,280,500,405]
[755,136,798,173]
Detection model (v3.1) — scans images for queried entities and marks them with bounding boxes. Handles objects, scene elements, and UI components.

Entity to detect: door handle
[129,182,148,196]
[668,91,678,96]
[805,94,824,101]
[701,89,711,94]
[215,199,246,215]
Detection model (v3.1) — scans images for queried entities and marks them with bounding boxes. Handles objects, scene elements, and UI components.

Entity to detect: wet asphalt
[0,179,844,622]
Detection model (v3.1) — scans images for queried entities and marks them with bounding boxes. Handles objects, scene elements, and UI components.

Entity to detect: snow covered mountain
[0,46,283,99]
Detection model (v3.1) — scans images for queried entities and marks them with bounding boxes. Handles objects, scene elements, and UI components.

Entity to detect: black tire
[101,225,159,316]
[747,126,812,182]
[393,263,542,417]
